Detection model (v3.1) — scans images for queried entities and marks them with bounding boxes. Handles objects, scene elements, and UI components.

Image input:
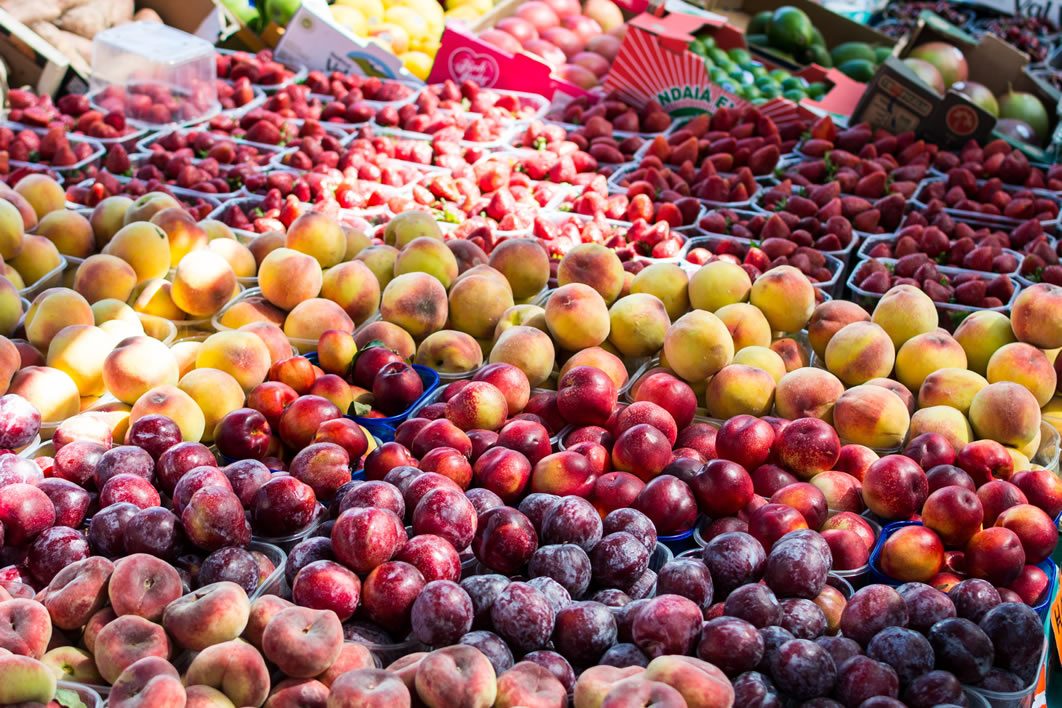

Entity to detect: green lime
[874,45,893,63]
[783,88,806,101]
[728,48,752,64]
[760,85,780,99]
[808,82,827,98]
[831,41,876,65]
[781,75,807,91]
[708,48,729,65]
[769,69,789,81]
[767,6,814,52]
[801,45,832,67]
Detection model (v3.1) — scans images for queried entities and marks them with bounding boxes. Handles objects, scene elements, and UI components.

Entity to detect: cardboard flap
[0,7,84,96]
[428,25,587,99]
[801,67,866,117]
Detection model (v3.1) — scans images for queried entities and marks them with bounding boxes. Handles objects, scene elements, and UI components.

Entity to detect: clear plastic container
[681,234,845,294]
[90,23,219,127]
[857,235,1025,277]
[56,681,104,707]
[966,637,1049,708]
[249,540,287,600]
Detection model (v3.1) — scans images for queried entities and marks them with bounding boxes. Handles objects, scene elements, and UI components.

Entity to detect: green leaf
[351,401,373,417]
[55,687,87,708]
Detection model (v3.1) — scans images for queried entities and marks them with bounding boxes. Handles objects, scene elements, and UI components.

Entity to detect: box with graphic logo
[603,10,865,118]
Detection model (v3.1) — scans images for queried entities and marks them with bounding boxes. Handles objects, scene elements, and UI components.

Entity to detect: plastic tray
[912,178,1061,233]
[967,637,1049,708]
[251,503,329,552]
[216,48,309,94]
[694,206,862,262]
[1,122,106,177]
[4,119,150,151]
[869,520,1059,622]
[16,257,68,300]
[56,681,104,707]
[857,235,1025,277]
[248,539,288,600]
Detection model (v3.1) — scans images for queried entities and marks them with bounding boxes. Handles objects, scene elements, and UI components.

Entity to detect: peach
[894,332,968,392]
[329,668,412,707]
[688,260,750,311]
[10,234,61,286]
[986,342,1057,406]
[108,656,186,708]
[0,598,52,657]
[384,210,443,248]
[0,199,23,261]
[123,192,182,224]
[909,406,973,451]
[261,606,343,678]
[89,196,133,248]
[183,685,236,707]
[355,321,416,360]
[609,293,670,358]
[0,654,57,705]
[704,364,775,418]
[7,366,80,423]
[108,553,183,621]
[244,595,293,650]
[25,288,94,351]
[969,381,1042,449]
[343,224,371,258]
[171,251,238,318]
[284,298,355,341]
[179,368,245,442]
[494,304,548,338]
[150,208,208,264]
[0,278,20,336]
[662,310,734,382]
[953,310,1016,374]
[315,642,375,687]
[450,271,516,339]
[130,279,184,321]
[208,238,256,278]
[73,254,138,304]
[218,297,286,329]
[316,330,356,377]
[489,238,551,300]
[495,661,567,708]
[489,326,556,387]
[41,646,102,683]
[715,302,771,351]
[394,236,460,289]
[265,678,328,708]
[183,639,271,708]
[248,231,284,266]
[200,219,236,240]
[94,614,171,683]
[163,582,251,652]
[36,209,94,258]
[749,265,816,333]
[630,263,690,321]
[560,347,628,391]
[414,644,498,708]
[643,655,734,708]
[381,272,449,339]
[259,248,323,311]
[15,173,66,219]
[558,243,625,304]
[880,525,945,582]
[356,244,400,289]
[917,367,988,414]
[286,213,346,268]
[824,321,896,386]
[196,331,272,392]
[545,283,611,351]
[807,300,871,359]
[103,222,172,283]
[872,284,939,347]
[0,186,34,229]
[832,384,911,449]
[810,471,864,512]
[321,261,381,326]
[0,335,17,393]
[103,335,179,404]
[865,377,915,414]
[1011,283,1062,349]
[573,665,645,708]
[415,330,484,374]
[0,263,23,289]
[771,336,809,371]
[774,368,844,422]
[730,345,787,383]
[46,324,115,397]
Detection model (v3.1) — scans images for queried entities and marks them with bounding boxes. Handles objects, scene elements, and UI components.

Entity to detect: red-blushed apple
[956,439,1014,486]
[531,451,596,497]
[770,483,828,530]
[614,402,678,445]
[834,444,879,481]
[374,362,424,416]
[977,479,1028,525]
[612,424,671,481]
[474,363,531,415]
[352,346,404,389]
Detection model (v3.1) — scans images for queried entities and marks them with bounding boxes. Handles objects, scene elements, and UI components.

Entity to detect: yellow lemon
[448,0,491,11]
[384,6,430,42]
[393,0,443,34]
[334,0,385,22]
[444,5,482,22]
[330,6,369,35]
[400,51,434,80]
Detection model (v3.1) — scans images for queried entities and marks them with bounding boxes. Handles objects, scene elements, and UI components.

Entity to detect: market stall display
[0,1,1058,706]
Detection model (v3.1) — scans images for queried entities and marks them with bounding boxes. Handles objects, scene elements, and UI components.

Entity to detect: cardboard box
[852,13,1062,155]
[275,4,422,82]
[0,8,86,97]
[603,10,866,118]
[704,0,894,71]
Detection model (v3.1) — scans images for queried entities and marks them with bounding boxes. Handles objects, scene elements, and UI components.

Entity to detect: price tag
[1051,586,1062,664]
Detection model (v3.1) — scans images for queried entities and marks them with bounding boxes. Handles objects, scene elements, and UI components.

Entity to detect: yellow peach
[130,385,206,442]
[102,222,171,283]
[46,325,116,397]
[73,255,138,304]
[178,369,246,442]
[196,331,272,392]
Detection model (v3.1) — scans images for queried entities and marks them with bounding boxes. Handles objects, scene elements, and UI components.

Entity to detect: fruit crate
[135,130,289,168]
[912,179,1062,234]
[606,163,763,210]
[680,234,846,295]
[695,206,863,262]
[857,235,1026,278]
[868,520,1059,621]
[1,123,106,182]
[539,211,690,262]
[845,258,1022,331]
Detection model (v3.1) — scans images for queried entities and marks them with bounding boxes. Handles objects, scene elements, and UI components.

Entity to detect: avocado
[746,33,770,49]
[799,45,832,67]
[838,59,876,82]
[748,11,772,35]
[831,41,876,66]
[767,6,815,53]
[810,27,825,47]
[874,45,893,63]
